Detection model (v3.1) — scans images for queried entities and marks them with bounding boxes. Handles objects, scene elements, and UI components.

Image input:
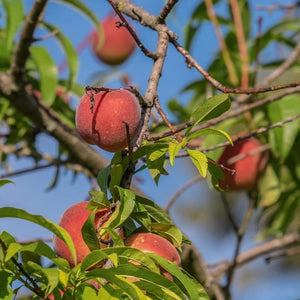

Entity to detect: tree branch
[212,232,300,279]
[10,0,48,77]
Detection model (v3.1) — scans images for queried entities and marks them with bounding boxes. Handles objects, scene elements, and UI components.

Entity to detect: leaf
[109,164,124,198]
[0,179,15,188]
[187,150,208,177]
[97,165,111,194]
[87,264,184,300]
[0,271,14,300]
[0,207,76,265]
[187,128,233,145]
[103,187,135,230]
[30,46,58,106]
[81,247,159,273]
[87,190,110,210]
[146,223,182,248]
[147,253,209,300]
[5,241,70,272]
[207,162,224,191]
[87,267,147,299]
[146,146,169,185]
[169,139,187,166]
[81,209,100,252]
[136,196,173,224]
[2,0,24,52]
[42,22,79,89]
[268,94,300,161]
[130,201,152,229]
[189,94,230,130]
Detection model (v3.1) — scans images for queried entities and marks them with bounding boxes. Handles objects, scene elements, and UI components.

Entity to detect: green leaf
[169,139,187,166]
[136,196,173,224]
[81,209,100,252]
[0,179,15,188]
[187,128,233,145]
[0,271,14,300]
[109,164,124,199]
[103,187,135,230]
[147,253,209,300]
[187,150,208,177]
[268,94,300,161]
[146,146,169,185]
[189,94,230,130]
[146,223,182,248]
[5,241,70,272]
[81,247,159,273]
[130,201,152,229]
[88,264,184,300]
[87,267,148,299]
[97,165,111,194]
[2,0,24,53]
[0,207,76,265]
[87,190,110,210]
[207,162,224,191]
[42,22,78,89]
[30,46,58,106]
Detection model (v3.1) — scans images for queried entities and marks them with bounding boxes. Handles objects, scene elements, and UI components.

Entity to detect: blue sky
[1,1,299,299]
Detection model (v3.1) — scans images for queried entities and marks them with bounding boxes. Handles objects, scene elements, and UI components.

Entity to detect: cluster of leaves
[167,0,300,236]
[0,175,209,299]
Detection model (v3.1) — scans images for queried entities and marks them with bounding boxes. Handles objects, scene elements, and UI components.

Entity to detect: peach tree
[0,0,300,299]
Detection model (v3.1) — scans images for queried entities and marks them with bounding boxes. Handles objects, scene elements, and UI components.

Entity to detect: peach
[90,15,136,65]
[217,137,268,191]
[53,201,111,268]
[75,89,141,152]
[125,233,181,280]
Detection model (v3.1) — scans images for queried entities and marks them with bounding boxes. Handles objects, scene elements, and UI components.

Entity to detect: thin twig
[212,232,300,279]
[157,0,179,23]
[171,39,300,94]
[149,85,300,142]
[154,96,182,141]
[256,3,300,12]
[265,246,300,263]
[106,0,157,59]
[222,195,255,297]
[165,175,202,213]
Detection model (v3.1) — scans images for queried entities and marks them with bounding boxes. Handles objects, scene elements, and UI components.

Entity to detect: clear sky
[1,1,299,299]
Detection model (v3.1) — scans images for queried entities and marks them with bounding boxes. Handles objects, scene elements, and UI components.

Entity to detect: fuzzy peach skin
[52,201,110,268]
[90,15,136,65]
[125,233,181,280]
[218,137,268,191]
[75,89,141,152]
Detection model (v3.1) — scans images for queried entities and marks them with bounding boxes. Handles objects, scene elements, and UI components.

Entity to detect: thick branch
[10,0,48,77]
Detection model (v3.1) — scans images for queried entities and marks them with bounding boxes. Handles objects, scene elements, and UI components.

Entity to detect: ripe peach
[53,201,112,268]
[75,89,141,152]
[90,15,136,65]
[217,137,268,191]
[125,233,181,280]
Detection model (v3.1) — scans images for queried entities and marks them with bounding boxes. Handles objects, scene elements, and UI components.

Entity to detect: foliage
[0,0,300,299]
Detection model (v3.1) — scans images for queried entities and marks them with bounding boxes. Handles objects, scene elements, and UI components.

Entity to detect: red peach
[217,137,268,191]
[125,233,181,280]
[53,201,111,268]
[90,15,136,65]
[75,89,141,152]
